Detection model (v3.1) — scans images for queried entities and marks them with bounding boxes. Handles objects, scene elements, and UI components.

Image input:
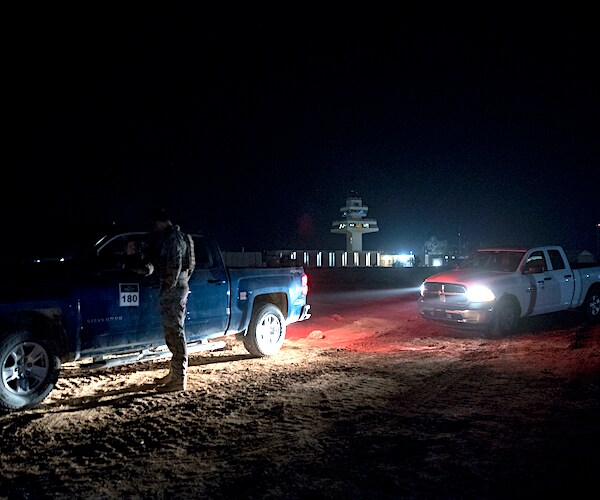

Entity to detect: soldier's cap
[149,208,171,222]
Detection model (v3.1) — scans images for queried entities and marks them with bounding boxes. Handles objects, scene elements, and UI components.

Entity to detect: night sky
[6,9,599,258]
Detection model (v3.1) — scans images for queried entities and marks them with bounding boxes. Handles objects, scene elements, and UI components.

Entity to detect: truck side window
[87,235,128,273]
[547,249,566,270]
[524,251,547,274]
[193,237,214,270]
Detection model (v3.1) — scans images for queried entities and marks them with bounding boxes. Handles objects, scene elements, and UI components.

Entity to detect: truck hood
[0,260,72,281]
[424,268,508,287]
[0,261,73,302]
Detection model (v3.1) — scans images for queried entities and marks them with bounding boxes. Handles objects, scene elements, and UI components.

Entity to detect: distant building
[577,250,596,263]
[225,191,426,268]
[330,190,379,252]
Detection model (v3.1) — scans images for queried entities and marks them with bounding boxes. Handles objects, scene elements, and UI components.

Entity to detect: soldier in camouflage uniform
[151,209,195,392]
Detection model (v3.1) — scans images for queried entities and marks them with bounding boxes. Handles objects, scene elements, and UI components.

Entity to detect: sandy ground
[1,269,599,499]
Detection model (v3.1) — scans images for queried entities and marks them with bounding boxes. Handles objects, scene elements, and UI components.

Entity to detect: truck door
[183,235,230,340]
[77,269,163,355]
[547,248,576,309]
[76,234,164,356]
[522,250,562,315]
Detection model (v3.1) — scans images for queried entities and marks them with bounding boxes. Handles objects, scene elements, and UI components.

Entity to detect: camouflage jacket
[158,225,195,292]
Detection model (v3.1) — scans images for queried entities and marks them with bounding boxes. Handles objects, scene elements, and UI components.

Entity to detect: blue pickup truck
[0,226,311,411]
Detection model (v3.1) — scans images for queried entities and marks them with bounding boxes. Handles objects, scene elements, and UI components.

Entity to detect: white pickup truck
[418,246,600,335]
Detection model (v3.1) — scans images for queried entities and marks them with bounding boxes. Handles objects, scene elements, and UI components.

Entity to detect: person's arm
[136,259,154,276]
[186,234,195,276]
[162,238,183,290]
[142,260,154,276]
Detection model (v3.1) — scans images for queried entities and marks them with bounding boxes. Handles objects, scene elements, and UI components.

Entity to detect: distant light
[397,254,413,265]
[379,253,415,267]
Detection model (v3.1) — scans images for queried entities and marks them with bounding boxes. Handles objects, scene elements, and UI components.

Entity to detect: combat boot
[156,377,187,392]
[154,372,171,385]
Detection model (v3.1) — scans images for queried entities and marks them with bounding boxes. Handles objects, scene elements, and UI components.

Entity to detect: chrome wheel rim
[590,294,600,317]
[256,313,283,348]
[2,341,50,395]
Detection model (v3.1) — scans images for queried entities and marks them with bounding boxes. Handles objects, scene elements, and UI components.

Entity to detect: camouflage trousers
[159,285,190,382]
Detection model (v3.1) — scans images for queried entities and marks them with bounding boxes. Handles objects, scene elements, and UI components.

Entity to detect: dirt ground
[1,268,599,499]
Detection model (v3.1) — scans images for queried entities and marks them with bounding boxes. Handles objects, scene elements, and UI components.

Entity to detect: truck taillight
[301,273,308,296]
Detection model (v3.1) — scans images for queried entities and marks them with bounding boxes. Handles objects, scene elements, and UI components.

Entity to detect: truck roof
[474,248,527,252]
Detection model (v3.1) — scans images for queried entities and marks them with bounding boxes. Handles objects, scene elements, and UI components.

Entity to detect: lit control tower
[331,190,379,252]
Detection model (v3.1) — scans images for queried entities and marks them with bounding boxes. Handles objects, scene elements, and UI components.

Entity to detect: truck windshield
[458,250,525,272]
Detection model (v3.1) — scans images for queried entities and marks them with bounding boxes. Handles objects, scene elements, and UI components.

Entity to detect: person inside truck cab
[120,238,154,276]
[523,253,547,274]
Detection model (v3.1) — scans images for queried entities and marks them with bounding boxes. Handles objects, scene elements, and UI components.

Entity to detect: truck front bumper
[417,297,494,328]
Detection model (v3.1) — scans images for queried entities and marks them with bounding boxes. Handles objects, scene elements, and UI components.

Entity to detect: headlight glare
[466,285,495,302]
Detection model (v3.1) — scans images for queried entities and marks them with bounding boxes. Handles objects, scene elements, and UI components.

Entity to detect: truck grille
[422,282,467,305]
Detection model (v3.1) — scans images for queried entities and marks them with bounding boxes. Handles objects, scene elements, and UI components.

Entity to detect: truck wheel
[582,287,600,323]
[0,330,61,412]
[243,303,286,357]
[489,299,520,337]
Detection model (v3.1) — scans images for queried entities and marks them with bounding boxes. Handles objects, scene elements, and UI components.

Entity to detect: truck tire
[243,303,286,357]
[0,330,61,412]
[582,286,600,323]
[489,298,520,337]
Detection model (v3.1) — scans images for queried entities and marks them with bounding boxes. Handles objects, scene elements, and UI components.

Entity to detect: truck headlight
[466,285,495,302]
[420,282,425,296]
